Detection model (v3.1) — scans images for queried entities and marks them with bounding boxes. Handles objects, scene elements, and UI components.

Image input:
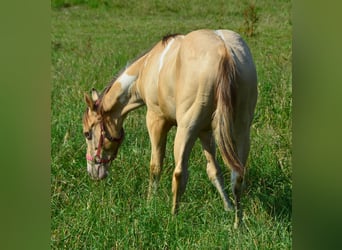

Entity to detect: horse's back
[175,29,257,101]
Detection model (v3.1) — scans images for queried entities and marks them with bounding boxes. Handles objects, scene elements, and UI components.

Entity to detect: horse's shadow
[244,164,292,222]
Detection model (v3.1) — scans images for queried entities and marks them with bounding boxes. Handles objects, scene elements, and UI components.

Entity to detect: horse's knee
[172,166,188,195]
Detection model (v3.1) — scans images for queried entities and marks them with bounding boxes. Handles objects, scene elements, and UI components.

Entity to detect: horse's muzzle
[87,162,108,180]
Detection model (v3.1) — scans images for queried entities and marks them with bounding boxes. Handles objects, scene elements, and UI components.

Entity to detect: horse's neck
[101,55,146,116]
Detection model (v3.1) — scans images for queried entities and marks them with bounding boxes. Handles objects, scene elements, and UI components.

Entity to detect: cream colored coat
[83,29,257,228]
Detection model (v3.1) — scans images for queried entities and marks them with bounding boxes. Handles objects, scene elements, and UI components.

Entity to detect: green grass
[51,0,292,248]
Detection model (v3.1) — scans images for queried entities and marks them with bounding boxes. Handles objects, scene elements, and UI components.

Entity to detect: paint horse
[82,29,257,228]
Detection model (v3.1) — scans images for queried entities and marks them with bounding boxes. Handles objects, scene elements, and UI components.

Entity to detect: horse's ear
[84,93,94,111]
[91,88,99,102]
[84,89,100,111]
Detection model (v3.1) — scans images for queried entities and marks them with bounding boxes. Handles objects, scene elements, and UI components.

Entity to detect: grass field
[51,0,292,248]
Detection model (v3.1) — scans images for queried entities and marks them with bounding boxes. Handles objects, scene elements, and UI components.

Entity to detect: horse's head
[82,89,125,180]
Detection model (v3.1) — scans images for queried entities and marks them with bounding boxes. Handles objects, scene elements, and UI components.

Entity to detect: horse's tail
[213,48,244,176]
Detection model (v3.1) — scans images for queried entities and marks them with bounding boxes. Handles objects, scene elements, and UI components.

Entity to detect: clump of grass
[241,3,259,37]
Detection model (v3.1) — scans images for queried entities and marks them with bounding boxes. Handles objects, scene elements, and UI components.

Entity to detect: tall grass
[51,0,292,248]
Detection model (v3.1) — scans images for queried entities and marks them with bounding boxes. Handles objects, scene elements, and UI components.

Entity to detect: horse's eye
[84,131,92,140]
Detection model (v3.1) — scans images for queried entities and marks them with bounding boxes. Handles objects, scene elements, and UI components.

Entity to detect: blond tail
[213,50,244,175]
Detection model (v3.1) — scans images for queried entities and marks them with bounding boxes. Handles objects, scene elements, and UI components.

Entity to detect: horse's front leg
[146,110,171,200]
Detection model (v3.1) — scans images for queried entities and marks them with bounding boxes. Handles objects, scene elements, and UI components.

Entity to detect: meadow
[51,0,292,248]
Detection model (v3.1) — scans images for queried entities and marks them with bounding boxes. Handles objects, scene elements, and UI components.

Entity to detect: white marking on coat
[144,53,151,69]
[159,39,175,73]
[117,73,137,92]
[116,73,137,103]
[214,30,237,62]
[214,30,225,41]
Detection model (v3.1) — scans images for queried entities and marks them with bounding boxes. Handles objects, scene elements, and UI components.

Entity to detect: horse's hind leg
[146,110,171,199]
[231,120,252,228]
[171,127,197,214]
[199,130,233,211]
[231,169,244,229]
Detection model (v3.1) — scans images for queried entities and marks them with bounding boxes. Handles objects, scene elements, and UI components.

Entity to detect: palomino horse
[82,29,257,228]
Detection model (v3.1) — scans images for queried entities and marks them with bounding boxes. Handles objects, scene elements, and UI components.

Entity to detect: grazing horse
[82,29,257,228]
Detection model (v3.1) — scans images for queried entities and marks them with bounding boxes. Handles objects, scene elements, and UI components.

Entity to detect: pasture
[51,0,292,249]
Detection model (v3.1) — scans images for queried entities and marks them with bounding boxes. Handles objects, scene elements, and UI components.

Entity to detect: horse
[82,29,257,228]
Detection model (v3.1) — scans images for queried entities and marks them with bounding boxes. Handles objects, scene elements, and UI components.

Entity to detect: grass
[51,0,292,248]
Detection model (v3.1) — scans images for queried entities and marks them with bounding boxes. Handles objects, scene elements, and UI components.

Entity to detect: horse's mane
[100,49,150,97]
[162,33,180,45]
